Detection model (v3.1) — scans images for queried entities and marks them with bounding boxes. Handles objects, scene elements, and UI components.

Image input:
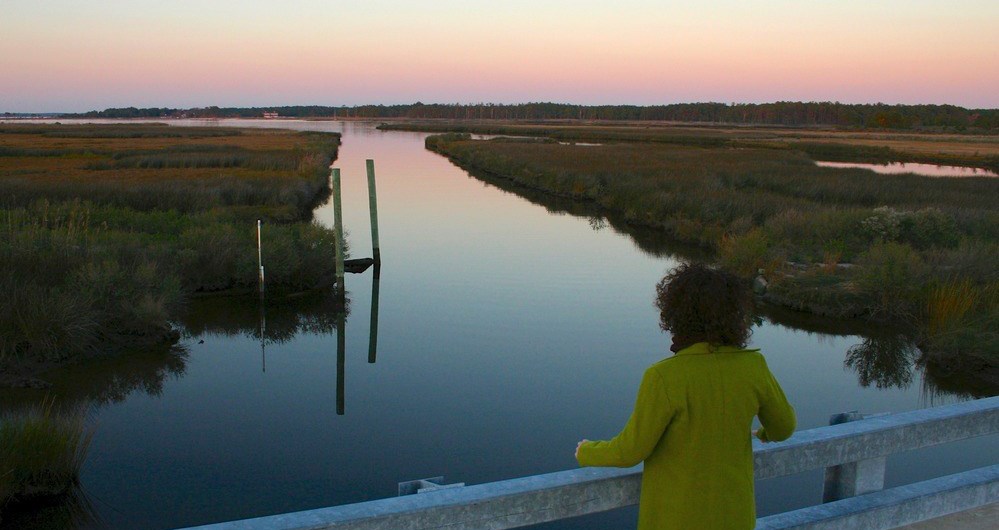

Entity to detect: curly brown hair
[655,263,753,350]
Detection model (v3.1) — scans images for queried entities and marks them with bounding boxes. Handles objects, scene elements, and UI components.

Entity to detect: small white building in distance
[262,111,279,119]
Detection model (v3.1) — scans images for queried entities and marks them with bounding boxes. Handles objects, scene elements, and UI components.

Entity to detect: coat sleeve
[755,357,796,443]
[577,367,674,468]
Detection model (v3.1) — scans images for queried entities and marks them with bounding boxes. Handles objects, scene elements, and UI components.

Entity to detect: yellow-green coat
[576,342,796,530]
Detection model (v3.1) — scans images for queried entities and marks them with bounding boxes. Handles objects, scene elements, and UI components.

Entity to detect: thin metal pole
[332,168,345,290]
[366,159,381,265]
[257,219,265,296]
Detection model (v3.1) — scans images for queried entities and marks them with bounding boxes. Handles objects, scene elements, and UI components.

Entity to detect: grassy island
[0,123,344,384]
[419,125,998,389]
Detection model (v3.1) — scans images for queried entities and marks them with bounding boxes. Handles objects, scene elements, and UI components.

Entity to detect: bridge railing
[181,396,999,530]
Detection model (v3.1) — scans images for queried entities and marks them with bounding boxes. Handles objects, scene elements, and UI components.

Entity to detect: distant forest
[65,102,999,130]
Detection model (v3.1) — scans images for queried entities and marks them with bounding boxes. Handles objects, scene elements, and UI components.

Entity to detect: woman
[576,263,795,530]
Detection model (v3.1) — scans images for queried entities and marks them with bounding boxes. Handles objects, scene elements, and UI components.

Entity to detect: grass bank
[0,124,345,382]
[426,132,999,389]
[0,399,93,522]
[382,121,999,172]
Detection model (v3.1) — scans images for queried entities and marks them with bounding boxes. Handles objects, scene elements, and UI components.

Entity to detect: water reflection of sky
[815,160,998,177]
[2,119,993,530]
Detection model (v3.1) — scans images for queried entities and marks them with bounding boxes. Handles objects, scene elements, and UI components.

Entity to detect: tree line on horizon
[63,102,999,130]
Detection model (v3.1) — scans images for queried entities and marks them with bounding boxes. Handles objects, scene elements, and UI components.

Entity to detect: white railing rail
[181,396,999,530]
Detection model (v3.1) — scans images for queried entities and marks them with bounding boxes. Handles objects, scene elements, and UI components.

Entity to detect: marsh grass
[0,123,240,139]
[427,135,997,260]
[926,280,979,336]
[0,398,93,510]
[401,121,999,170]
[427,133,999,384]
[0,124,343,369]
[1,126,337,218]
[919,283,998,380]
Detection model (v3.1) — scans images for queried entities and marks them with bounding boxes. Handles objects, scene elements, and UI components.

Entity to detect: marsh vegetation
[424,130,999,388]
[0,124,344,381]
[387,121,999,172]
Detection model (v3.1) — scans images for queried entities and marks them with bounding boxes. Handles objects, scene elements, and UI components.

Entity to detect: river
[1,119,994,529]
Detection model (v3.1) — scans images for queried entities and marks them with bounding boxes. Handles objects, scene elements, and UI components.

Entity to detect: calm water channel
[2,120,995,529]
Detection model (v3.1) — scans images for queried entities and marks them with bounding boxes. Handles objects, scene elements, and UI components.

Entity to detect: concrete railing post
[823,411,888,502]
[398,476,465,496]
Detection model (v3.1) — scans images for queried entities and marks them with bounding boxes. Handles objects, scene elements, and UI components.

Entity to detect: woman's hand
[753,429,769,443]
[575,439,589,459]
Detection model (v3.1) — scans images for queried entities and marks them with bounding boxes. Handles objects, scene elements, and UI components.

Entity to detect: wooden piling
[332,168,345,290]
[366,159,381,265]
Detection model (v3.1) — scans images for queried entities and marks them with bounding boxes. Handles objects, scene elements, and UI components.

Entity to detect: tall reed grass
[926,280,979,336]
[0,398,93,511]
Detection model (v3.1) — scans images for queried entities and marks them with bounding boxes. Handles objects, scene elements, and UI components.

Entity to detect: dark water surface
[2,119,994,529]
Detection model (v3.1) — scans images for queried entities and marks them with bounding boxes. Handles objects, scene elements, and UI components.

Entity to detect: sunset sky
[2,0,997,112]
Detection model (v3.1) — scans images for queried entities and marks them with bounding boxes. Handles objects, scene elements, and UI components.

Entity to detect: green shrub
[719,229,777,276]
[899,207,959,249]
[855,242,926,321]
[861,206,903,242]
[861,206,959,249]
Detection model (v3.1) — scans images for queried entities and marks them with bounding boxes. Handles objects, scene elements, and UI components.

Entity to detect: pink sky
[2,1,997,112]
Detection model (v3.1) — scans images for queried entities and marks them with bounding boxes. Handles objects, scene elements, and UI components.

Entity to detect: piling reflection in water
[177,277,381,418]
[180,291,348,344]
[368,264,381,364]
[336,264,381,415]
[337,306,346,416]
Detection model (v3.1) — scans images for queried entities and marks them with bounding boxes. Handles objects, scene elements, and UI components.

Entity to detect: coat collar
[673,342,759,356]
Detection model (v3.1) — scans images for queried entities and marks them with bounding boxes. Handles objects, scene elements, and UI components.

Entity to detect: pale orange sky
[1,0,997,112]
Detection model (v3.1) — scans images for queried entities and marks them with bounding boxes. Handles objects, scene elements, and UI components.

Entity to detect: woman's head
[655,263,753,350]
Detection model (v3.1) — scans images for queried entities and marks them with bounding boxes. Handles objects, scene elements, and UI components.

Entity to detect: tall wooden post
[332,168,345,291]
[366,159,381,265]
